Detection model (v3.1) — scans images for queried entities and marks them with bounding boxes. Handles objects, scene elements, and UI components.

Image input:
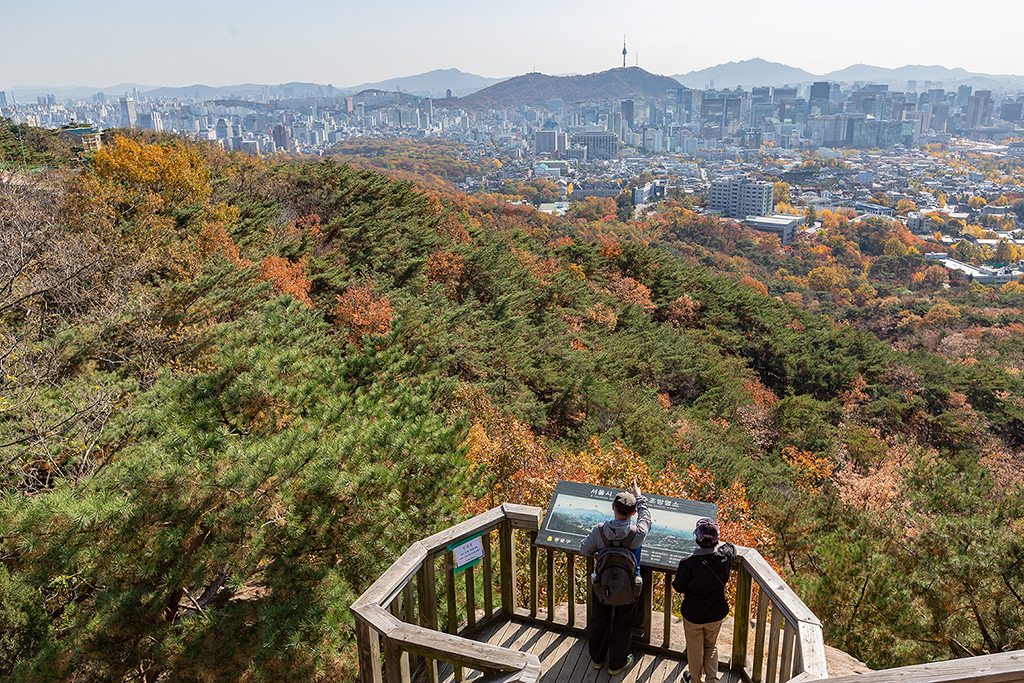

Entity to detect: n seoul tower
[622,36,627,68]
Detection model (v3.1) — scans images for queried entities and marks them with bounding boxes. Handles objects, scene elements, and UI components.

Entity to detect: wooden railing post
[445,551,458,634]
[499,518,516,616]
[752,587,769,683]
[483,531,494,620]
[529,531,539,618]
[585,556,594,628]
[545,547,555,621]
[466,564,476,631]
[639,565,654,644]
[566,552,576,628]
[781,623,797,682]
[356,617,384,683]
[417,556,439,683]
[662,570,674,649]
[732,562,753,673]
[766,606,782,683]
[384,638,411,683]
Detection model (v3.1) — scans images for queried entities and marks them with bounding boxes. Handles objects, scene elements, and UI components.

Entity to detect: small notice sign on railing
[447,533,486,573]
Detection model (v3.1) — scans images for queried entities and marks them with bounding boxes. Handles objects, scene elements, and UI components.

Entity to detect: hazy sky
[3,0,1024,90]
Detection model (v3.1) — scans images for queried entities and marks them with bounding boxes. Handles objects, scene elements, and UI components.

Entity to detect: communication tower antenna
[622,36,627,69]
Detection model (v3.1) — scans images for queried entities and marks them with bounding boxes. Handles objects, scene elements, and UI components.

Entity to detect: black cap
[613,491,637,515]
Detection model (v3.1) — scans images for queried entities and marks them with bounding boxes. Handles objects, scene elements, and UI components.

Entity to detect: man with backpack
[579,485,652,675]
[672,518,736,683]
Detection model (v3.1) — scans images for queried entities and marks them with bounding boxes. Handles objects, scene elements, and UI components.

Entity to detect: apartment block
[709,176,774,218]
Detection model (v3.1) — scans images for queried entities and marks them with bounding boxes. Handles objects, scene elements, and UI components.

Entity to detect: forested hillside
[1,131,1022,681]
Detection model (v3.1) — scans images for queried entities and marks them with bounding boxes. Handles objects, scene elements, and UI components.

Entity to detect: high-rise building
[1001,102,1023,122]
[272,124,291,152]
[708,176,774,218]
[0,91,7,107]
[534,130,567,154]
[773,86,798,104]
[607,112,622,138]
[966,90,993,127]
[620,100,635,130]
[929,102,951,131]
[751,87,772,104]
[779,99,807,125]
[569,131,619,160]
[809,82,831,102]
[119,95,138,127]
[957,85,972,108]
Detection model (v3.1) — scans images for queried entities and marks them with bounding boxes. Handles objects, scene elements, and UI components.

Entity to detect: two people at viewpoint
[580,487,735,682]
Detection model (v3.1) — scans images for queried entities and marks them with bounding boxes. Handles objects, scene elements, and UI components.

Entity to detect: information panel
[536,480,717,571]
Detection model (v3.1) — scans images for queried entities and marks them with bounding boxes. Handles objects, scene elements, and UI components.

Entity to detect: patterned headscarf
[694,517,720,545]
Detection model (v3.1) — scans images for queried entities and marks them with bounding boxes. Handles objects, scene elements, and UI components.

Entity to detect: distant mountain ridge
[3,69,501,103]
[444,67,683,109]
[8,61,1024,104]
[672,58,815,89]
[673,58,1024,90]
[340,68,503,98]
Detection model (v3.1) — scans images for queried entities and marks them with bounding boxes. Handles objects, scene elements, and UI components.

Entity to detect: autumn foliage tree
[334,282,393,347]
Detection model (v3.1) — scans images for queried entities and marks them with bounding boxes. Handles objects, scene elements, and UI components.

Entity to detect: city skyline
[3,0,1024,92]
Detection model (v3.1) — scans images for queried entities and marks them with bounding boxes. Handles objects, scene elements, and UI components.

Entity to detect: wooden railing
[352,504,832,683]
[351,504,544,683]
[355,504,1024,683]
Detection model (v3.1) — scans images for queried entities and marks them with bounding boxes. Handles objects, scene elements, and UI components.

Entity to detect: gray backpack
[592,524,642,606]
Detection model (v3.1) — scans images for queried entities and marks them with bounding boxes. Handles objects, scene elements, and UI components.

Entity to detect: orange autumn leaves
[88,138,395,346]
[457,386,775,554]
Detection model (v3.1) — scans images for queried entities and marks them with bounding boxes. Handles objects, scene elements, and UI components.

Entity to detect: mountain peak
[446,66,682,109]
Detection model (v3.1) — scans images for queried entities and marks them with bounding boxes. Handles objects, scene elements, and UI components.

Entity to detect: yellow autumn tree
[69,135,214,277]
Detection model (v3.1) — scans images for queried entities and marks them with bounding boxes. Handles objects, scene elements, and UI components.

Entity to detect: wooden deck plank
[440,616,701,683]
[485,618,526,650]
[622,652,660,683]
[563,632,604,683]
[504,622,548,663]
[493,621,537,650]
[539,632,587,683]
[661,653,688,683]
[529,626,564,669]
[650,653,680,683]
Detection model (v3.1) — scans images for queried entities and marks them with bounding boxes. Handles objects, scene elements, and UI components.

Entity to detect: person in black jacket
[672,518,736,683]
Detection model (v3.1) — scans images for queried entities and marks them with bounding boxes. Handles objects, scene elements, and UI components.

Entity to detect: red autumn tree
[334,282,393,347]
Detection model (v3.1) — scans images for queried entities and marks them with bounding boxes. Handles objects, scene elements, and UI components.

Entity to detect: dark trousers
[588,591,639,669]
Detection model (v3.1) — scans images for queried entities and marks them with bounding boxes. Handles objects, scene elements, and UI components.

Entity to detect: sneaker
[609,654,634,675]
[592,660,603,670]
[684,671,692,683]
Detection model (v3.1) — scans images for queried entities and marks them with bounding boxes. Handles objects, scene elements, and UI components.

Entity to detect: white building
[744,214,803,245]
[709,176,774,218]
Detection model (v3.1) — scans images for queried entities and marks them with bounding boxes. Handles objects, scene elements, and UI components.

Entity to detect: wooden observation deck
[352,504,1024,683]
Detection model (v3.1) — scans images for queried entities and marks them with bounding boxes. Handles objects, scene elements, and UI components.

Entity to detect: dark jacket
[672,541,736,624]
